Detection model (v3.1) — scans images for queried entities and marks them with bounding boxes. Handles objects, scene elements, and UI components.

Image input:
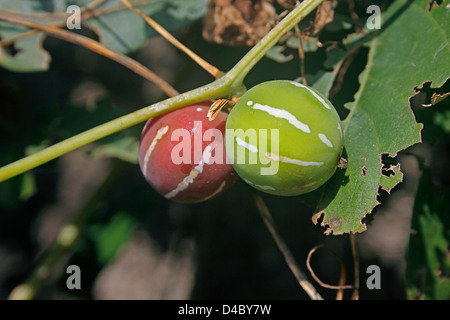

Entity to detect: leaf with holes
[313,0,449,235]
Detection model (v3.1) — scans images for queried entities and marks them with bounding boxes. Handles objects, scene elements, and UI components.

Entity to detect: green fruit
[225,80,343,196]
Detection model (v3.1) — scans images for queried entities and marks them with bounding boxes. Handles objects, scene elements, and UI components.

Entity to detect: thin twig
[346,0,362,33]
[120,0,221,78]
[349,233,360,300]
[250,189,323,300]
[0,11,179,98]
[0,0,326,183]
[306,244,353,296]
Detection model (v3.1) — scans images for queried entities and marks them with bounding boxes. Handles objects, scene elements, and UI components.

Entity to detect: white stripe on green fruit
[236,136,258,152]
[318,133,333,148]
[246,100,311,133]
[165,144,213,199]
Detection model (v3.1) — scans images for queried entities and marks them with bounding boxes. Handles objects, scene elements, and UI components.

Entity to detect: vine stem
[0,0,325,183]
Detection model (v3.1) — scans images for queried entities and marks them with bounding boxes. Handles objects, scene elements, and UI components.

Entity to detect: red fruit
[139,102,237,203]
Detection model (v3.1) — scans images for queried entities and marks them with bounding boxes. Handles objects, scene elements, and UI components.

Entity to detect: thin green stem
[0,0,324,183]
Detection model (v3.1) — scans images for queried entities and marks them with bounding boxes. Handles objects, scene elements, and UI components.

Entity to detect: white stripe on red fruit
[236,137,258,152]
[143,126,169,175]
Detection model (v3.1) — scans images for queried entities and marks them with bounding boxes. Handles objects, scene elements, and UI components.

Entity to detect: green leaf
[406,167,450,300]
[313,0,449,235]
[88,211,138,266]
[434,109,450,133]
